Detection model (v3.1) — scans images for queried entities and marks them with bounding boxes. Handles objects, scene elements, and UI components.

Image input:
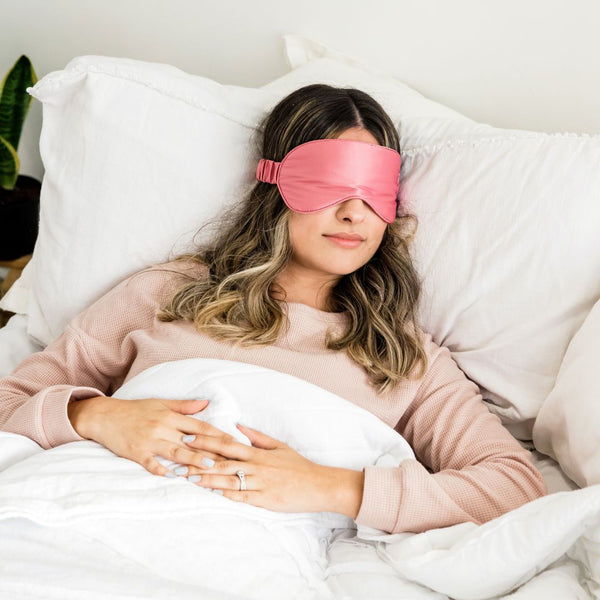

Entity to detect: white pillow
[532,298,600,487]
[282,35,600,440]
[405,130,600,440]
[16,56,281,346]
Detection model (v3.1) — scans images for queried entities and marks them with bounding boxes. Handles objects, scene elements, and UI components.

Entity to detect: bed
[1,34,599,599]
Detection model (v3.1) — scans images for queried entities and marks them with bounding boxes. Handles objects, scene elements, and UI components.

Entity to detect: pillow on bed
[278,35,600,440]
[5,56,273,345]
[532,298,600,488]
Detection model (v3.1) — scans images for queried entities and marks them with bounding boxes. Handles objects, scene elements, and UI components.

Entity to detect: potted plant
[0,55,40,261]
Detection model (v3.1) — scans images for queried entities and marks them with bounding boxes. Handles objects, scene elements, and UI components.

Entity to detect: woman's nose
[336,198,367,223]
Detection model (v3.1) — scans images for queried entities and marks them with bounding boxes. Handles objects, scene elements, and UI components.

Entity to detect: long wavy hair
[157,83,427,393]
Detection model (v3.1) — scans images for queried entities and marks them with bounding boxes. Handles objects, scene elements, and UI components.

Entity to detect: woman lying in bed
[0,83,545,534]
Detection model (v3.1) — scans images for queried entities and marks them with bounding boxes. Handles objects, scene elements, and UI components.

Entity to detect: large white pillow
[282,35,600,440]
[532,298,600,488]
[14,56,278,346]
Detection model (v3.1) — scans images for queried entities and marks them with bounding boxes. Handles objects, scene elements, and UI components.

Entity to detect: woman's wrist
[67,395,111,440]
[320,466,365,519]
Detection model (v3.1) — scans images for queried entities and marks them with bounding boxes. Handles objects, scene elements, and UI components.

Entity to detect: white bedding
[0,342,598,600]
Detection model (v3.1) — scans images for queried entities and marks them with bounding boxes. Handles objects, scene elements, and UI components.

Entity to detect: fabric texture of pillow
[282,35,600,440]
[402,127,600,440]
[532,298,600,488]
[16,57,284,346]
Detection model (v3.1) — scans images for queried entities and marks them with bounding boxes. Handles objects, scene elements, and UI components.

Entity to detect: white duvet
[0,358,599,600]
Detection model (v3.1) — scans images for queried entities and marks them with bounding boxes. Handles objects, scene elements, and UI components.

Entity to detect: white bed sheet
[0,315,592,600]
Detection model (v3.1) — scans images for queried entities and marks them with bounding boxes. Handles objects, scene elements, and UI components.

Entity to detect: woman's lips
[323,233,364,248]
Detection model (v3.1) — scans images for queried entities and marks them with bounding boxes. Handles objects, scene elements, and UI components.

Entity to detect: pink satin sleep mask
[255,139,401,223]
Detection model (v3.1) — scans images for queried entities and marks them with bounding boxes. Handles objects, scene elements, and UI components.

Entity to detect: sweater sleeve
[354,335,547,533]
[0,261,198,449]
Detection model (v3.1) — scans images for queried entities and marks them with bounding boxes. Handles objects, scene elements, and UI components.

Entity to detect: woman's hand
[181,424,365,518]
[67,395,227,477]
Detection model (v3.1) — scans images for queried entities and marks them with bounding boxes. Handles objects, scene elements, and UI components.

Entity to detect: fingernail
[174,466,189,476]
[188,475,202,483]
[164,472,176,478]
[202,457,215,467]
[182,435,196,443]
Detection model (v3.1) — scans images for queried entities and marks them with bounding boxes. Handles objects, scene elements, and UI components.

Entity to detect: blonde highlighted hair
[158,83,427,393]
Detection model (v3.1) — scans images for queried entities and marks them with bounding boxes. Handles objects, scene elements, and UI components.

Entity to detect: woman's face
[286,127,389,279]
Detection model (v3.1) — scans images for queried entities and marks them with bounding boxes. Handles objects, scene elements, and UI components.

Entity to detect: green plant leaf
[0,133,19,190]
[0,55,38,152]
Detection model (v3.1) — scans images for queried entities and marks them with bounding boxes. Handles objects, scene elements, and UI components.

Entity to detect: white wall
[2,0,599,182]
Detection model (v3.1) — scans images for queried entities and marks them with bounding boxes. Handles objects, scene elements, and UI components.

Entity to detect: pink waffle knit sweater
[0,260,546,533]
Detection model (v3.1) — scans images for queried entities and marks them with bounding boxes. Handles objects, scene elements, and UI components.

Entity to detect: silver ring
[236,470,247,491]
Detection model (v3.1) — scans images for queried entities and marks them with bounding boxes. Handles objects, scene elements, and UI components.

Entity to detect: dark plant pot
[0,175,41,261]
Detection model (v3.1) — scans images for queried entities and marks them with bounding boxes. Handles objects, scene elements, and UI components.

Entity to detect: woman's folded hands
[67,395,364,517]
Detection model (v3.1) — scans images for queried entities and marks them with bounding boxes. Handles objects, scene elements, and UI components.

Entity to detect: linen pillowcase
[282,34,600,440]
[402,129,600,440]
[532,298,600,488]
[13,56,276,345]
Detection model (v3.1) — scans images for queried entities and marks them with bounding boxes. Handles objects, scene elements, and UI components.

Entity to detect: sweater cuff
[355,463,405,533]
[356,459,478,534]
[41,386,105,448]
